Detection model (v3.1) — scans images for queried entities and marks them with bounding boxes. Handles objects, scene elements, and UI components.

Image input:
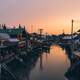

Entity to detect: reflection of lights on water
[40,54,43,71]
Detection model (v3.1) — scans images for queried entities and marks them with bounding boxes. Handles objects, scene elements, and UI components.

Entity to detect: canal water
[4,45,70,80]
[29,45,70,80]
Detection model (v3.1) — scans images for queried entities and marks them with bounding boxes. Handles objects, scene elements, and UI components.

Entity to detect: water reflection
[3,45,77,80]
[36,45,69,80]
[29,45,69,80]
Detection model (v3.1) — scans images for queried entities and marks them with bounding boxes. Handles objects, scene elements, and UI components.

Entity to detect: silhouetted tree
[19,24,21,29]
[0,24,1,29]
[24,26,25,30]
[3,24,6,29]
[13,26,16,29]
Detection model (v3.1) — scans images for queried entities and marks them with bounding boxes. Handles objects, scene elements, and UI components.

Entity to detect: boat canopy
[8,38,19,42]
[0,33,10,40]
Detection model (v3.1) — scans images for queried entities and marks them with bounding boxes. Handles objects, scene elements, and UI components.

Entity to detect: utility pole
[71,19,74,39]
[62,29,64,34]
[39,29,43,36]
[71,19,74,56]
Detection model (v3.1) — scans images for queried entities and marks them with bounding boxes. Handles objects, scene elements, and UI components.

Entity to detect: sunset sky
[0,0,80,34]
